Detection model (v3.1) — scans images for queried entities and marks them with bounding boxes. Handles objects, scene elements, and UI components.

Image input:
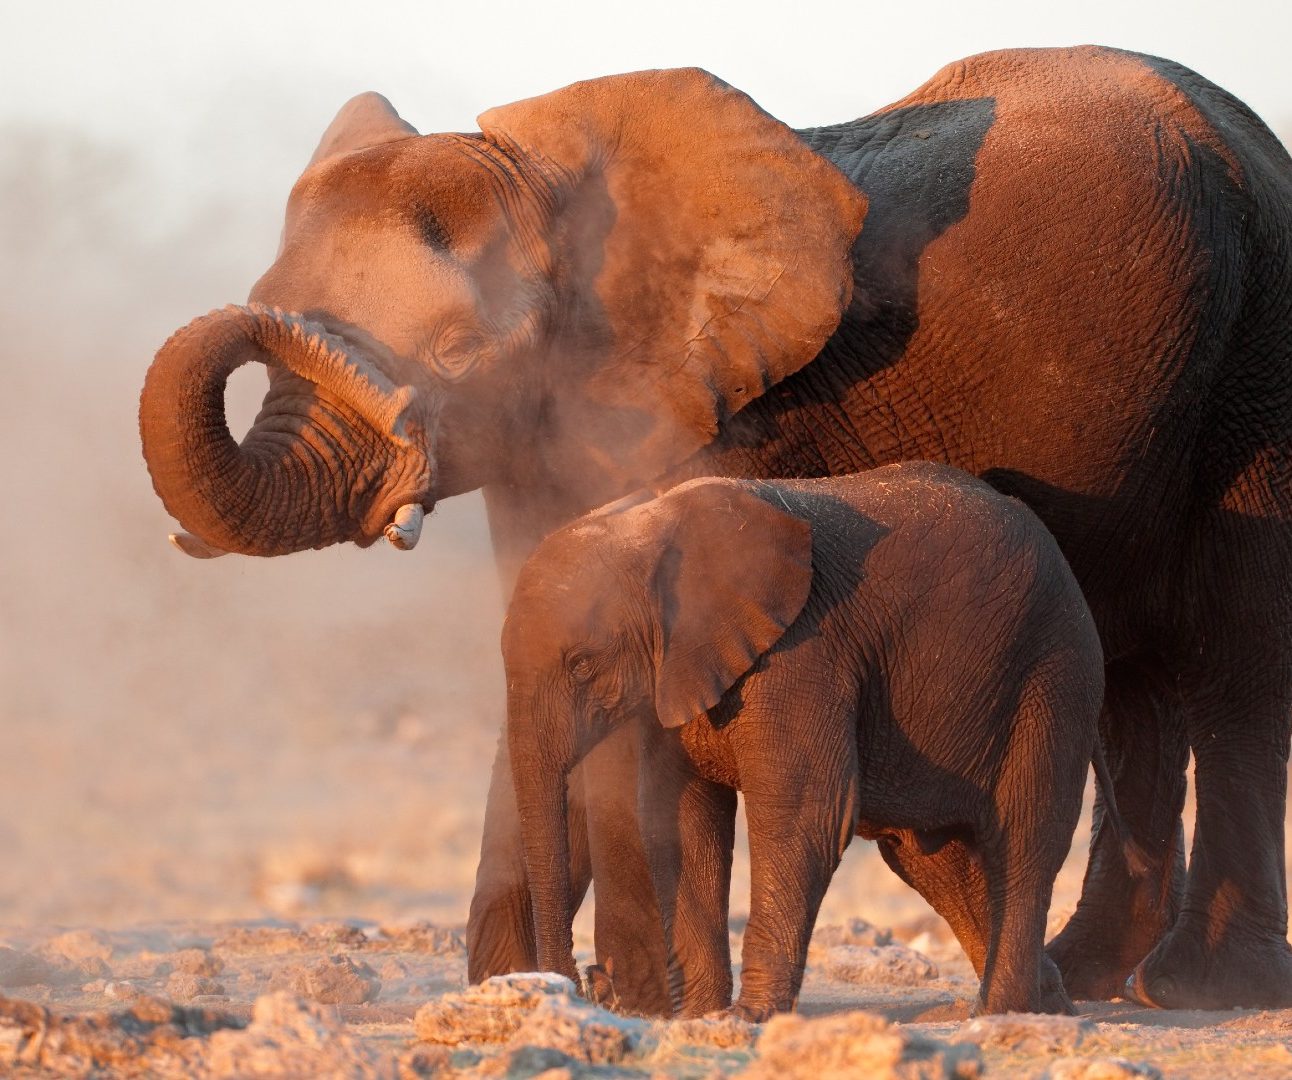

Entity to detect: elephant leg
[977,831,1067,1015]
[878,833,990,974]
[879,831,1069,1013]
[467,731,591,983]
[1046,656,1189,999]
[638,728,737,1017]
[580,723,674,1016]
[1127,656,1292,1009]
[736,778,855,1020]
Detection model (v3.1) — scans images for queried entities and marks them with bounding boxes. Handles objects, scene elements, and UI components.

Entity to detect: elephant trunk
[139,304,434,556]
[508,698,580,984]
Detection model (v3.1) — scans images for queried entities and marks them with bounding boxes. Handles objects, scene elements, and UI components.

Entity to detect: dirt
[2,837,1291,1077]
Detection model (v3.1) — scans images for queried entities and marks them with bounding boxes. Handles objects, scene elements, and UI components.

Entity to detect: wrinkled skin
[504,466,1105,1018]
[139,46,1292,1012]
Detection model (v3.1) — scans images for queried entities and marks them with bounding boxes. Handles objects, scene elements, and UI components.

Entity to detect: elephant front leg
[736,778,855,1020]
[1046,657,1189,999]
[1127,679,1292,1009]
[467,731,591,983]
[638,727,737,1017]
[581,723,674,1016]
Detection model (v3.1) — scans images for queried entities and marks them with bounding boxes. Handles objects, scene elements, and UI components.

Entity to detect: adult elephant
[139,46,1292,1012]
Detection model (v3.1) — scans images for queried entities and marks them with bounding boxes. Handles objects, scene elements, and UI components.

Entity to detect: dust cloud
[0,120,505,928]
[0,113,983,946]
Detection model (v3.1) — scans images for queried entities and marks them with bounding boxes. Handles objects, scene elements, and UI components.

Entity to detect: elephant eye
[568,653,597,683]
[428,326,485,381]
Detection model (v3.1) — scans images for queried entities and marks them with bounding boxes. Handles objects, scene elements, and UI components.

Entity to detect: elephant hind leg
[1128,639,1292,1008]
[877,831,989,974]
[878,827,1072,1014]
[1126,458,1292,1009]
[974,662,1097,1015]
[1046,655,1190,1000]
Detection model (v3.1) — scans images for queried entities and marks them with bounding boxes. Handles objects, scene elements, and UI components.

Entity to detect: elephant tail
[1091,743,1153,879]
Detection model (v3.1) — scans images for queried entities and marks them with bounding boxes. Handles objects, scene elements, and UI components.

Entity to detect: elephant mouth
[141,304,440,559]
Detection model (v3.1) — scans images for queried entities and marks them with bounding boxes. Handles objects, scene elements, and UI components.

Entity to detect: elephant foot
[973,960,1073,1017]
[465,887,536,985]
[1039,954,1076,1015]
[1124,924,1292,1010]
[724,1000,779,1023]
[1046,896,1172,1002]
[584,963,620,1010]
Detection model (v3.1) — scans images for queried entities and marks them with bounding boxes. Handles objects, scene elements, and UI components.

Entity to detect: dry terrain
[3,693,1291,1078]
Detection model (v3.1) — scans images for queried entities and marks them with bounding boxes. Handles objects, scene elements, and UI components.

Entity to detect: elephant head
[139,71,866,557]
[501,479,813,978]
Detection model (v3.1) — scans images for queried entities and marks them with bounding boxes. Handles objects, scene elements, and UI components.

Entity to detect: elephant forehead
[253,228,475,329]
[287,135,521,253]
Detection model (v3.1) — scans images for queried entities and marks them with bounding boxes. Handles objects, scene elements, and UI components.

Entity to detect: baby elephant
[504,463,1105,1018]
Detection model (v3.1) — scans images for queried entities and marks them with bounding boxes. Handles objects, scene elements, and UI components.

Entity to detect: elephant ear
[308,92,419,167]
[648,479,813,729]
[478,69,867,488]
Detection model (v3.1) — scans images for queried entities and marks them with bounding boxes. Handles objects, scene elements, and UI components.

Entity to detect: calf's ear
[648,480,813,729]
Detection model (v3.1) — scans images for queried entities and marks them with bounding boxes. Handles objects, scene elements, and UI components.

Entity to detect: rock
[171,949,223,976]
[165,972,226,1002]
[953,1013,1094,1053]
[378,921,465,955]
[414,972,578,1045]
[659,1013,759,1050]
[304,921,369,948]
[39,929,114,965]
[205,991,400,1077]
[739,1009,981,1079]
[0,946,58,988]
[504,1044,577,1074]
[810,918,894,953]
[508,995,646,1065]
[276,954,381,1005]
[106,980,144,1001]
[819,944,938,985]
[214,926,314,955]
[0,992,243,1075]
[1047,1057,1162,1079]
[377,957,409,980]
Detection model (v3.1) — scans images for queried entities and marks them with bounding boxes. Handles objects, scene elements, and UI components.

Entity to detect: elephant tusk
[169,532,230,559]
[384,503,424,550]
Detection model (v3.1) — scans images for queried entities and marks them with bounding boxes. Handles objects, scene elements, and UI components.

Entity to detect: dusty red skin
[139,48,1292,1013]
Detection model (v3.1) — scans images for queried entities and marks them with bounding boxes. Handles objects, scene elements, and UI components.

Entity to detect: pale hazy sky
[8,0,1292,219]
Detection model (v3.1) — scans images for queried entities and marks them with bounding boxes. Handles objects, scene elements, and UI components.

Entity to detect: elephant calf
[503,462,1106,1017]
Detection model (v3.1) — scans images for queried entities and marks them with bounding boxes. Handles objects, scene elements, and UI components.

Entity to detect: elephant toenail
[1124,967,1159,1008]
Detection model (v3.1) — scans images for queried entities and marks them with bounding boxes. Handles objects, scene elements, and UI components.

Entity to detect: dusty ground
[2,694,1291,1079]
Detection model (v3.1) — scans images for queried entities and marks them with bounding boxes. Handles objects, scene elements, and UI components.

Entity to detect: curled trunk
[139,304,433,556]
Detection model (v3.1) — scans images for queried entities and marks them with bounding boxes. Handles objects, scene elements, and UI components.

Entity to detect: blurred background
[0,0,1285,931]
